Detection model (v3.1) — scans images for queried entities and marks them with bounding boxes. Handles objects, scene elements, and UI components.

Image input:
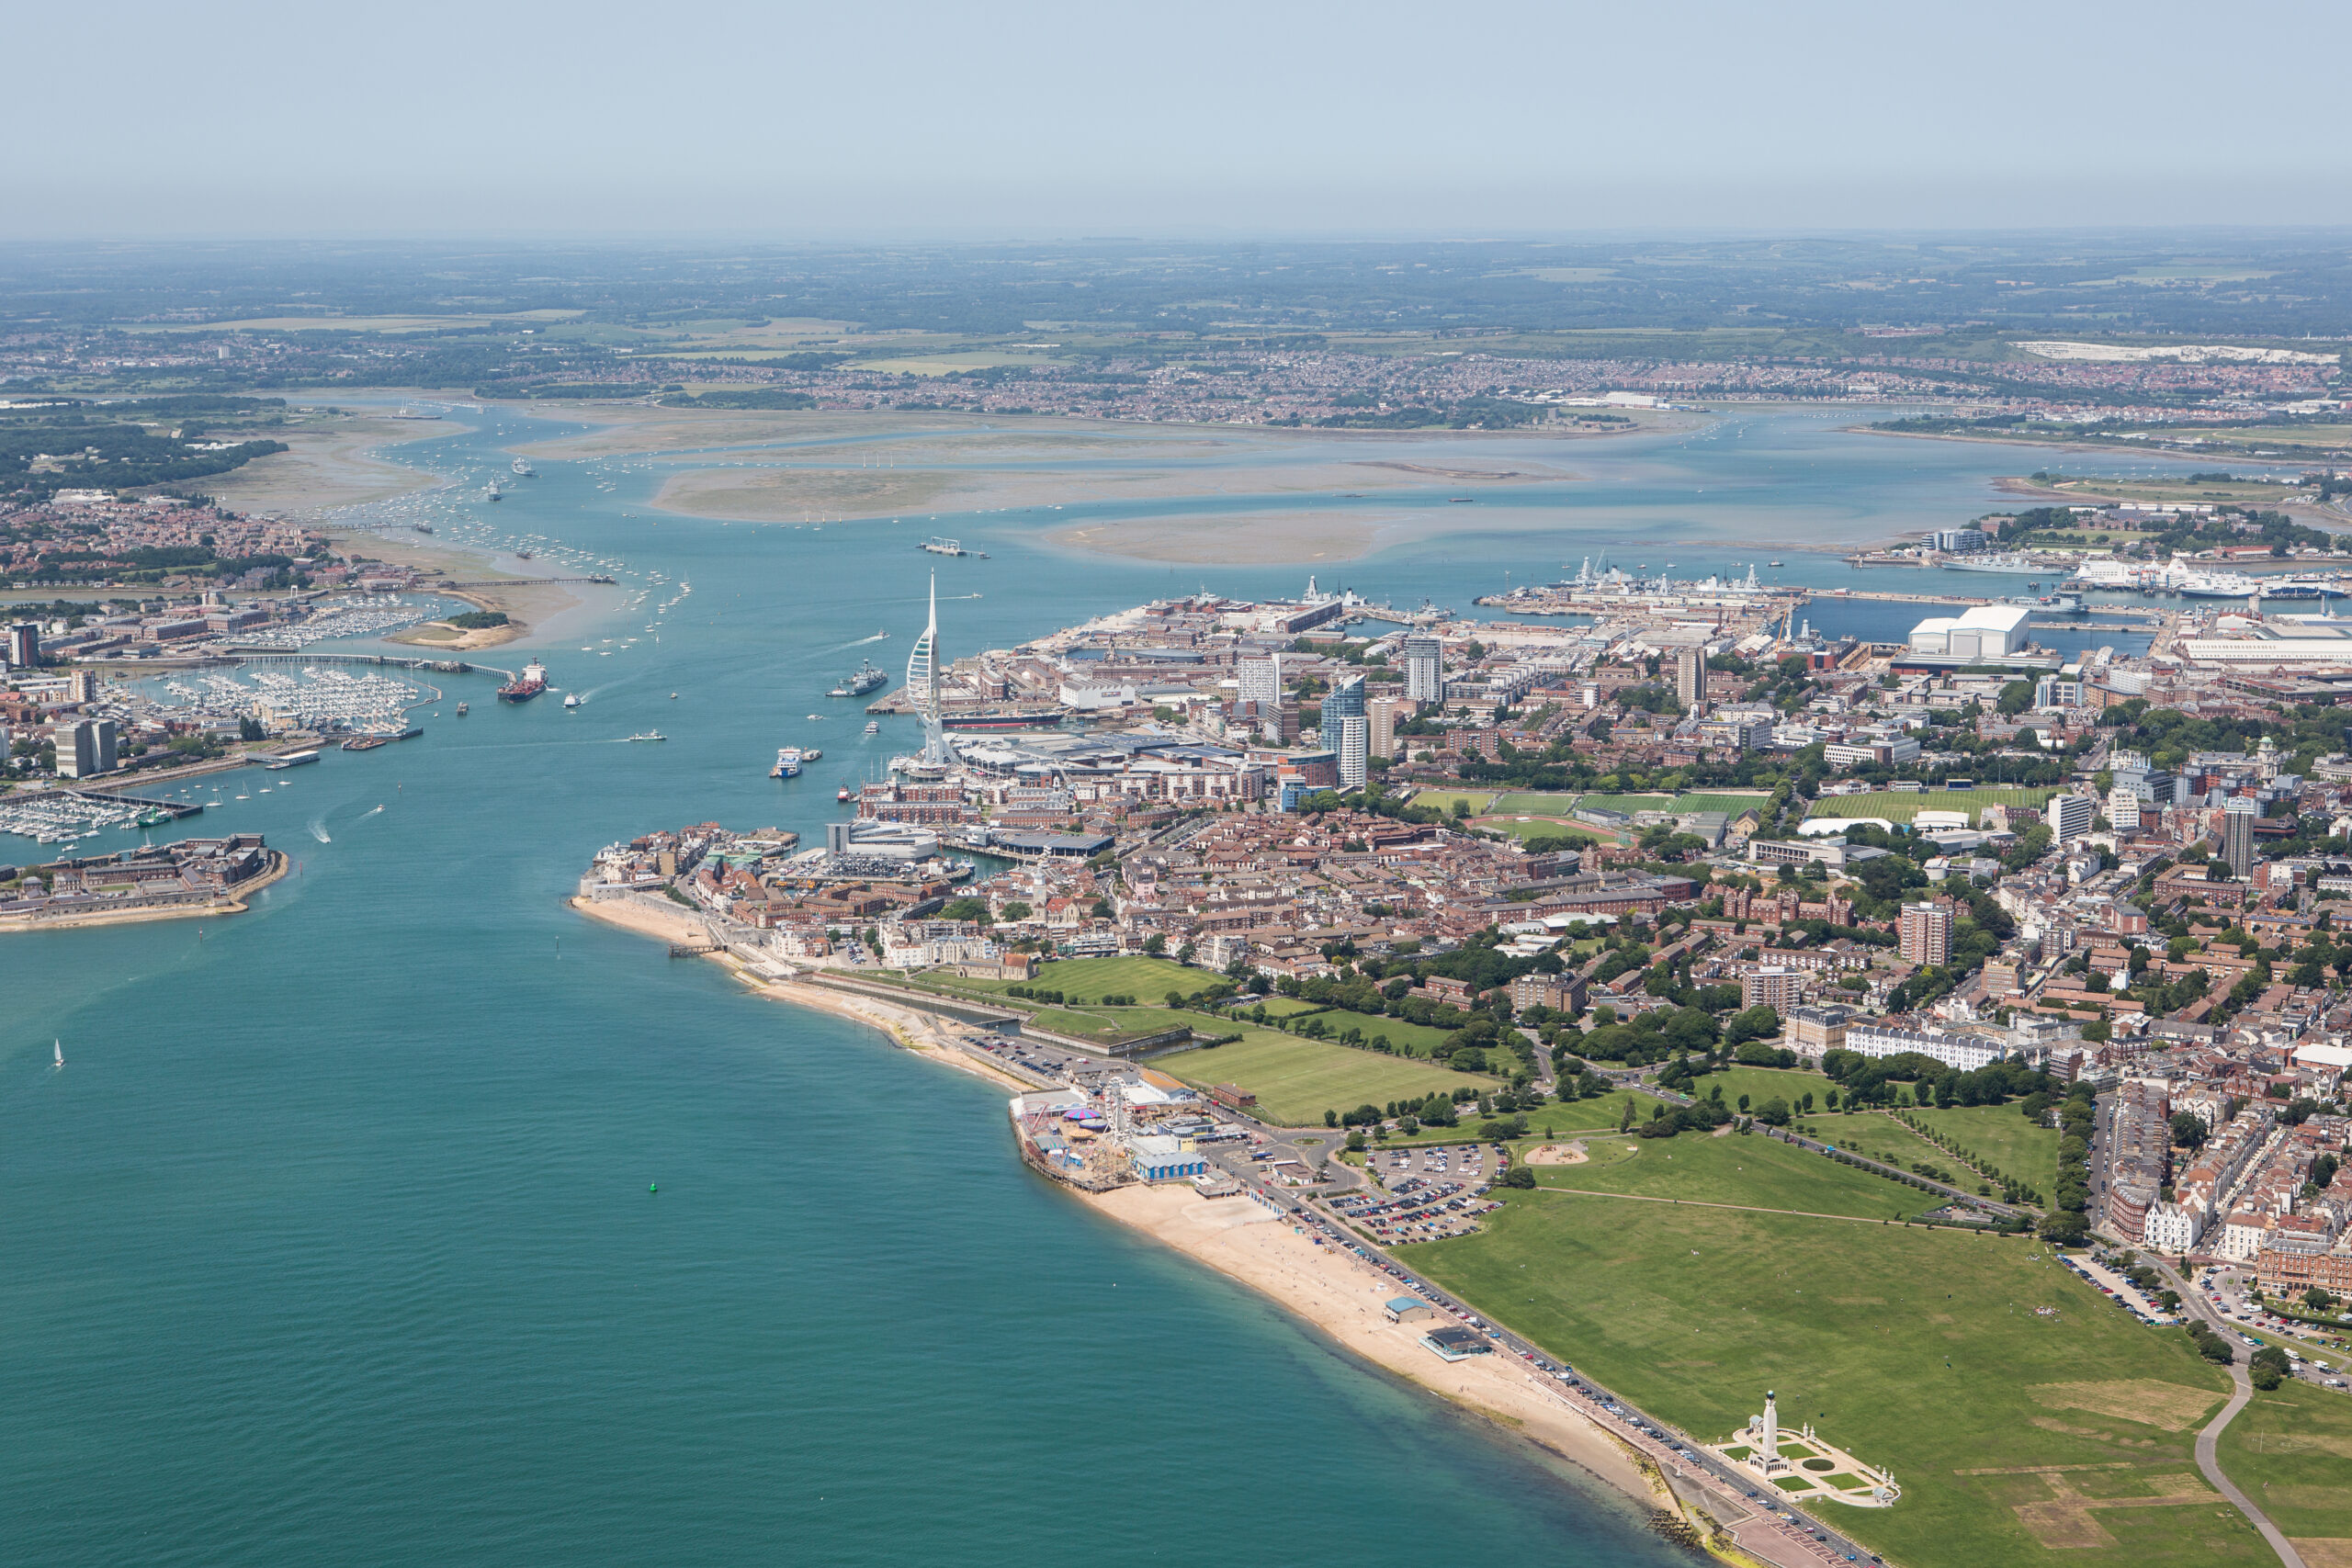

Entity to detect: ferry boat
[339,727,423,751]
[456,702,469,716]
[498,660,548,702]
[1937,550,2041,575]
[265,750,322,770]
[2175,570,2264,599]
[863,720,880,736]
[511,457,536,478]
[485,480,503,502]
[830,659,888,698]
[628,731,666,743]
[920,537,989,558]
[563,693,581,708]
[771,747,804,778]
[2255,577,2346,600]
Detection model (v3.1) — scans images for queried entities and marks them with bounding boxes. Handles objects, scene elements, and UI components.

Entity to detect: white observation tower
[898,571,952,773]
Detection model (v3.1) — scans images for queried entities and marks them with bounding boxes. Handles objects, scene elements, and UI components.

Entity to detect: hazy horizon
[13,0,2351,240]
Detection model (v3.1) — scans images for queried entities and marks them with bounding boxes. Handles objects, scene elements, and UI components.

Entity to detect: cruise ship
[1937,551,2041,575]
[829,659,888,698]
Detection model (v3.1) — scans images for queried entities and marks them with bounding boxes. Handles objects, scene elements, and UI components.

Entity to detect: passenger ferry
[770,747,804,778]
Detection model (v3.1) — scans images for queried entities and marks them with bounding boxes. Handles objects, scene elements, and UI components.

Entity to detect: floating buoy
[649,1182,658,1193]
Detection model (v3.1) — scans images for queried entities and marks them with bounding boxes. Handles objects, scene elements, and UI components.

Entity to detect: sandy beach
[1083,1182,1657,1502]
[571,886,1822,1557]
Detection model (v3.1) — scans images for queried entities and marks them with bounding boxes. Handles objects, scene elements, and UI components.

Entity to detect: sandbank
[199,413,453,515]
[389,617,525,652]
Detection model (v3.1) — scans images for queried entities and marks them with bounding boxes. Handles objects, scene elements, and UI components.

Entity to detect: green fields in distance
[910,954,1200,1005]
[1806,786,2057,823]
[1399,1186,2247,1568]
[1156,1029,1496,1125]
[1908,1104,2064,1186]
[2216,1378,2352,1547]
[1523,1127,1936,1221]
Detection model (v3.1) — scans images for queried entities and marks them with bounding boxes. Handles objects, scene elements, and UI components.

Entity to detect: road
[2155,1255,2307,1568]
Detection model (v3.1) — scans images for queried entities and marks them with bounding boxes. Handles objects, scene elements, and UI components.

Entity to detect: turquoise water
[0,403,2219,1562]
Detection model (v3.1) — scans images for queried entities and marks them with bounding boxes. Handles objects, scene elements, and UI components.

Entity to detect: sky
[12,0,2352,238]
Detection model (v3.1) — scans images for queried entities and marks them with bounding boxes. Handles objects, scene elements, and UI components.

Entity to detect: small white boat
[563,693,581,708]
[628,731,666,742]
[864,720,879,736]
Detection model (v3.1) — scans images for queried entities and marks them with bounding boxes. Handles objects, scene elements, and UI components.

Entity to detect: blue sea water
[0,403,2251,1562]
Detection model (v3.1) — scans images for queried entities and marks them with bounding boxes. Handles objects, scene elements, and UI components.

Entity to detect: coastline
[1,848,291,932]
[567,894,1030,1091]
[1076,1180,1663,1505]
[567,886,1715,1547]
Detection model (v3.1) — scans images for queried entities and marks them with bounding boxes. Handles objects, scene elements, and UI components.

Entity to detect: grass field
[1409,789,1498,815]
[1805,786,2057,824]
[1399,1193,2245,1568]
[1156,1029,1496,1125]
[1525,1127,1938,1220]
[932,955,1201,1005]
[1567,790,1775,817]
[1685,1064,1833,1114]
[1240,996,1328,1019]
[1486,790,1589,814]
[1231,1005,1464,1061]
[1024,1005,1197,1046]
[1814,1112,1973,1179]
[2214,1379,2352,1548]
[1537,1089,1649,1133]
[1910,1105,2062,1185]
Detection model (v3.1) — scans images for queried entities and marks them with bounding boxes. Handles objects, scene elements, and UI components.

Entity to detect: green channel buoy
[649,1182,658,1193]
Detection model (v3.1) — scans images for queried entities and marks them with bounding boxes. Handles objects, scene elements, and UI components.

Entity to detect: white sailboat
[54,1039,63,1068]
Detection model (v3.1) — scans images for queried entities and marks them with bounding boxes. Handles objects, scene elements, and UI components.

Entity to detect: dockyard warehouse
[1907,604,2030,659]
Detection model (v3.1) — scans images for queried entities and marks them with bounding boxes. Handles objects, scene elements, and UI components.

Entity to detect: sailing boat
[54,1039,63,1068]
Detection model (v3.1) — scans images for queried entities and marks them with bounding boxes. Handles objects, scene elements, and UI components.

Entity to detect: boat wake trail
[361,805,386,819]
[308,818,332,843]
[835,632,889,649]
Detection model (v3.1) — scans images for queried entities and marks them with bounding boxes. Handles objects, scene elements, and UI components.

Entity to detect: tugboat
[836,786,853,802]
[498,660,548,702]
